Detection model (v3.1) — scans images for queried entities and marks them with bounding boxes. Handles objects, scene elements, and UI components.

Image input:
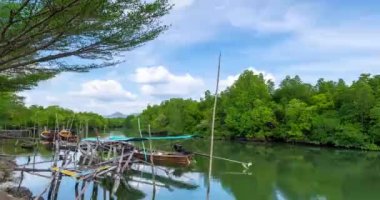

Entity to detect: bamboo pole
[121,152,134,172]
[85,120,88,138]
[112,146,124,195]
[195,152,251,169]
[17,166,25,192]
[34,177,55,200]
[75,181,89,200]
[206,53,221,200]
[137,118,147,161]
[148,124,156,194]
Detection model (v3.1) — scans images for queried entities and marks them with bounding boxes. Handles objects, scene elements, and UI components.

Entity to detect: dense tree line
[0,92,122,131]
[2,71,379,150]
[126,71,380,150]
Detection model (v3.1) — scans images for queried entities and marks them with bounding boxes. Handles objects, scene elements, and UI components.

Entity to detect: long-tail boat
[81,135,195,166]
[133,150,192,166]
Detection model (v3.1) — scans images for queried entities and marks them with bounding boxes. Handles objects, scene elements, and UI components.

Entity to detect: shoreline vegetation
[2,72,380,151]
[126,71,380,151]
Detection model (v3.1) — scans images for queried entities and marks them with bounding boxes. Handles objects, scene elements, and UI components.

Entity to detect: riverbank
[0,158,15,183]
[0,157,34,200]
[198,135,380,151]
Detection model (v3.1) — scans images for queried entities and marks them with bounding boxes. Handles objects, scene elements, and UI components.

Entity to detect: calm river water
[1,131,380,200]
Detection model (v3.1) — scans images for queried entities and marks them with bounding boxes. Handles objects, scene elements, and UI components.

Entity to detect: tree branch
[0,0,31,41]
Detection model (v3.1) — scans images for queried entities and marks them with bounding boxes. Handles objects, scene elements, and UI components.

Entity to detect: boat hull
[59,135,78,142]
[134,151,192,166]
[40,132,57,141]
[59,130,78,142]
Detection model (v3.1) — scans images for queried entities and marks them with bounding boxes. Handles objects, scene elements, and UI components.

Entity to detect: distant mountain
[106,112,127,118]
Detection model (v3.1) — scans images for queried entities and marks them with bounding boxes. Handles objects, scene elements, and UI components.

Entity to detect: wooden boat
[58,129,78,142]
[40,130,57,141]
[133,150,192,166]
[58,129,71,138]
[20,142,35,149]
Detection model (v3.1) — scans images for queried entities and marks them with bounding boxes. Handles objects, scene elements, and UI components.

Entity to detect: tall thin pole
[206,53,221,200]
[148,124,156,196]
[137,118,147,161]
[85,120,89,138]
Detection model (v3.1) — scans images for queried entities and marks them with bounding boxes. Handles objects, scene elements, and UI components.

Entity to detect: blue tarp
[82,135,194,142]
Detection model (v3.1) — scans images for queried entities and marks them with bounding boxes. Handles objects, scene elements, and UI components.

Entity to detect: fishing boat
[20,141,36,149]
[133,150,193,166]
[81,135,195,166]
[58,129,78,142]
[40,129,57,141]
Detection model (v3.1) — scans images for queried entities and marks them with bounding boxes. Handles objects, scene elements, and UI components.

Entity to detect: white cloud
[134,66,172,84]
[132,66,204,97]
[220,67,276,90]
[84,100,152,115]
[70,80,136,101]
[18,0,380,116]
[170,0,194,10]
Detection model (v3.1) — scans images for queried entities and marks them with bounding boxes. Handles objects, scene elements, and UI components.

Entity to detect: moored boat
[20,141,36,149]
[40,129,57,141]
[58,129,78,142]
[133,150,192,166]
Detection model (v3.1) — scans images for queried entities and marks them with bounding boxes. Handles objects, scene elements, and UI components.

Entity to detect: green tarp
[82,135,193,142]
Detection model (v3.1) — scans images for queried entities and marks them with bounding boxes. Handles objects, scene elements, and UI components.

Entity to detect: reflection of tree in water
[100,177,146,200]
[5,137,380,199]
[185,140,380,200]
[95,167,198,200]
[0,139,53,159]
[127,169,198,190]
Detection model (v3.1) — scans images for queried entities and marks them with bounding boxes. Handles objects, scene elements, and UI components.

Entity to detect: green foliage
[138,98,201,135]
[127,72,380,150]
[310,111,340,144]
[334,123,366,148]
[369,103,380,144]
[0,72,56,92]
[339,78,375,130]
[0,92,28,127]
[274,75,315,104]
[222,71,274,138]
[0,94,114,130]
[107,118,125,129]
[0,0,171,91]
[2,71,380,150]
[282,99,312,141]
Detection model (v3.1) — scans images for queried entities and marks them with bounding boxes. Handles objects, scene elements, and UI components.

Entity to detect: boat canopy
[82,135,194,142]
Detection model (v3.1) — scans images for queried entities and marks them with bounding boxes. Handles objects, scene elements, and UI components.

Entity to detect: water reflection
[2,138,380,200]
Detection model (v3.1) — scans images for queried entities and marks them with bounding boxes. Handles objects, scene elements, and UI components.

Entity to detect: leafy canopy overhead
[0,0,171,91]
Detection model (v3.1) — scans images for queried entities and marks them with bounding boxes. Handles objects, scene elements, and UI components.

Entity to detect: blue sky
[21,0,380,115]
